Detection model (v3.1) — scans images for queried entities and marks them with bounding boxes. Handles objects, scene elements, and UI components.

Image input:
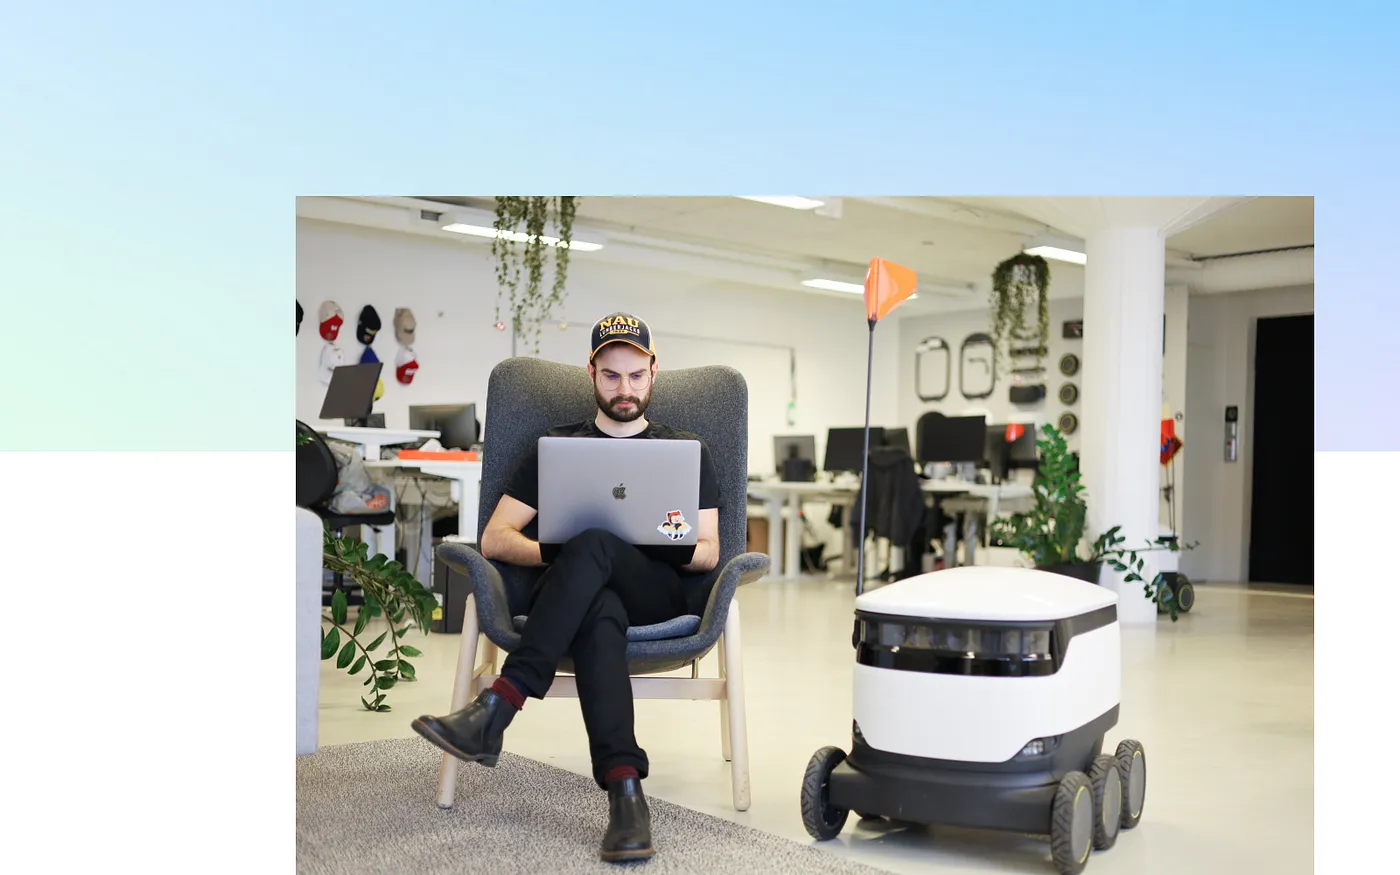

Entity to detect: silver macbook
[537,436,701,560]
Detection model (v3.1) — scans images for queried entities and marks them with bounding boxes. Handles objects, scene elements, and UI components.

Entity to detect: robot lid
[855,566,1118,623]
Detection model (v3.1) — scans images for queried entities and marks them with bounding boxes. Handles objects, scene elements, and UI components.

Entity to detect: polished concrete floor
[315,576,1313,874]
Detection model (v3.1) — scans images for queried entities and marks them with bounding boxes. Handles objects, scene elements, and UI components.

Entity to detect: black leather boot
[411,689,517,767]
[600,777,653,862]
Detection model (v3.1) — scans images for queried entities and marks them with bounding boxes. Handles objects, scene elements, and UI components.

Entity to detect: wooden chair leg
[718,636,732,762]
[435,594,480,809]
[722,601,751,811]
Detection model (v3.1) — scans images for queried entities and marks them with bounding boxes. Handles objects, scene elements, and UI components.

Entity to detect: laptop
[537,436,702,565]
[319,362,383,422]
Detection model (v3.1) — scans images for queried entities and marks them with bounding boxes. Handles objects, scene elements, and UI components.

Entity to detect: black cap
[590,312,655,361]
[357,305,381,345]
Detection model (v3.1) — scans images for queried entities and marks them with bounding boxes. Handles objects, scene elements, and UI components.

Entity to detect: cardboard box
[747,517,769,555]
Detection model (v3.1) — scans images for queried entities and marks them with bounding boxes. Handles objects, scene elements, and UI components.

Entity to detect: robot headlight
[858,618,1056,660]
[1017,735,1062,758]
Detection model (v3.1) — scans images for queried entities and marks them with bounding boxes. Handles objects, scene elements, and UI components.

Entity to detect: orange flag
[864,257,917,322]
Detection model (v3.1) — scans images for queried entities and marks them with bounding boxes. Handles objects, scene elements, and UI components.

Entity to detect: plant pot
[1038,561,1103,584]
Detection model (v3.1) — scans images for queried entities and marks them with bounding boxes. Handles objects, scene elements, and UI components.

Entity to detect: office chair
[431,357,771,811]
[296,420,398,606]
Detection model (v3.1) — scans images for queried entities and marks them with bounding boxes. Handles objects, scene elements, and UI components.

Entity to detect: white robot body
[851,566,1121,764]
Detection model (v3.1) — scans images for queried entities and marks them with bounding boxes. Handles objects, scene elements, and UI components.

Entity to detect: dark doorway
[1248,313,1313,585]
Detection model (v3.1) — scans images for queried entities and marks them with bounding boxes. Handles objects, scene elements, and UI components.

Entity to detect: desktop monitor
[1006,426,1039,469]
[773,434,817,475]
[916,414,986,465]
[319,362,383,422]
[410,403,479,450]
[824,426,884,473]
[881,427,911,456]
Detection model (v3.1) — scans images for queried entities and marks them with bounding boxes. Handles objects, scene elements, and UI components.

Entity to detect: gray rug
[296,738,892,875]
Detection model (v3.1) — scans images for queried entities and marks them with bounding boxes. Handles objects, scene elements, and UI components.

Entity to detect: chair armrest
[434,541,518,647]
[694,551,771,642]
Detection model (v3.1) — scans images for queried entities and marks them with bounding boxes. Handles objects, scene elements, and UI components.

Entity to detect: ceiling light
[1025,244,1086,265]
[738,196,826,210]
[438,208,605,251]
[801,277,918,300]
[1023,235,1086,265]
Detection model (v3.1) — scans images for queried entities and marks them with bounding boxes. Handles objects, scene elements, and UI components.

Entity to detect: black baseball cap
[590,312,655,361]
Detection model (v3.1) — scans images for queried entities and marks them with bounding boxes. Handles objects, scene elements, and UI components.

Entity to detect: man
[412,312,721,862]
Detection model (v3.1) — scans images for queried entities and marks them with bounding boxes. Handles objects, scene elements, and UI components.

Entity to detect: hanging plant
[989,252,1051,374]
[491,196,578,354]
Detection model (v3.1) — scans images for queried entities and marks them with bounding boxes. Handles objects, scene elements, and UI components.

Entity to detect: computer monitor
[410,403,479,450]
[774,435,817,470]
[319,362,383,422]
[824,426,884,473]
[881,427,911,456]
[1006,426,1039,469]
[916,414,986,464]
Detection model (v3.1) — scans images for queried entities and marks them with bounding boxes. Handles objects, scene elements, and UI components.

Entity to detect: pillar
[1080,227,1166,625]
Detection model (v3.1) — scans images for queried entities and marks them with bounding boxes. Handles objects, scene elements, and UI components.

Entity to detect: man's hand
[480,494,545,567]
[680,508,721,573]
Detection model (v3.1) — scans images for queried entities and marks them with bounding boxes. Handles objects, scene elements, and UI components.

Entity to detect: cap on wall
[589,312,655,361]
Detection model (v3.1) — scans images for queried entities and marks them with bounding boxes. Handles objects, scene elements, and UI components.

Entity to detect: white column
[1081,227,1166,625]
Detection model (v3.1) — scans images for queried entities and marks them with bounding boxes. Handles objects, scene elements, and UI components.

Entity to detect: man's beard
[596,387,649,423]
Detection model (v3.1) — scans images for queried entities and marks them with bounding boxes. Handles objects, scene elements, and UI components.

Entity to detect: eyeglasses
[599,371,652,389]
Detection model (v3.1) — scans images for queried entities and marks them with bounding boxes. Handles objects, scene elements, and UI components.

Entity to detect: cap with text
[589,312,655,361]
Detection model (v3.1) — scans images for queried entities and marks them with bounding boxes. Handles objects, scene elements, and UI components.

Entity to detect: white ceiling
[417,195,1312,288]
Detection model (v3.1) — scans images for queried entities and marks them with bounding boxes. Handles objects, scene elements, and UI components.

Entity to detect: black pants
[499,528,688,788]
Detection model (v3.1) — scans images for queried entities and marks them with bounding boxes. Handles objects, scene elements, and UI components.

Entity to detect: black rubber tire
[1050,771,1095,875]
[1087,754,1122,850]
[801,746,850,840]
[1115,740,1147,829]
[1175,580,1195,612]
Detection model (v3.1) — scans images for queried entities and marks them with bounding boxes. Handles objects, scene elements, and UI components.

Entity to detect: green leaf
[331,588,348,626]
[398,660,416,680]
[398,645,423,657]
[363,676,373,686]
[336,640,356,669]
[396,625,414,638]
[367,631,388,652]
[373,693,386,705]
[376,704,392,712]
[353,607,370,636]
[366,554,388,573]
[361,696,374,711]
[374,659,398,671]
[349,655,368,675]
[376,676,398,690]
[321,627,340,660]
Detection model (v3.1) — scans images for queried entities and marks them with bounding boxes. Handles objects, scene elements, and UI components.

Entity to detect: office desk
[746,478,1032,580]
[364,458,483,547]
[315,424,440,461]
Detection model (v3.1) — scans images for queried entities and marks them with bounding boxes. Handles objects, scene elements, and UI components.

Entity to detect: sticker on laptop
[658,510,692,541]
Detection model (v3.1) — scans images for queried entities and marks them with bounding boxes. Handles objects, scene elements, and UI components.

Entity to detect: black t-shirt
[505,419,722,517]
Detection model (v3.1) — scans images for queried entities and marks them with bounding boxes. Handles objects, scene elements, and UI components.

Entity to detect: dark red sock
[603,766,640,785]
[490,677,525,710]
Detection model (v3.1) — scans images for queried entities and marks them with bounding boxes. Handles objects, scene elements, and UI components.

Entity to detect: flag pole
[856,317,876,597]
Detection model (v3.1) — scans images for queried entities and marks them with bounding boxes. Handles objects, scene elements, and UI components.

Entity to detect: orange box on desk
[397,449,479,461]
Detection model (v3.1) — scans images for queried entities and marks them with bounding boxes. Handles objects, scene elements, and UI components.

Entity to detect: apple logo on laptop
[613,483,627,500]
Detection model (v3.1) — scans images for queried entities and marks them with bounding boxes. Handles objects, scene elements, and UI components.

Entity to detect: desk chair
[432,357,771,811]
[296,421,397,606]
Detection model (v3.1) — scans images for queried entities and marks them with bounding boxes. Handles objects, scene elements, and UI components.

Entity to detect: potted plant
[988,424,1195,620]
[989,251,1050,375]
[491,195,579,354]
[298,429,439,710]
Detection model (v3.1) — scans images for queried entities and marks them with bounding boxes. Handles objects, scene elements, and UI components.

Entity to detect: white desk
[746,477,1032,580]
[315,424,440,461]
[364,458,483,547]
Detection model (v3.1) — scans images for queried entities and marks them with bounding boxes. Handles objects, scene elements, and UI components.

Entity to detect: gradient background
[0,1,1383,450]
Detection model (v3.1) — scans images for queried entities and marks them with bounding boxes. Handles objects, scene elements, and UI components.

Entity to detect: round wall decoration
[1059,353,1080,376]
[1058,412,1078,434]
[1059,382,1078,404]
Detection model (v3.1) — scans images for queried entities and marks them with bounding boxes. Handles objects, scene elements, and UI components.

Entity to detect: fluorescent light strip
[801,278,917,300]
[440,221,605,251]
[738,196,826,210]
[1024,244,1086,265]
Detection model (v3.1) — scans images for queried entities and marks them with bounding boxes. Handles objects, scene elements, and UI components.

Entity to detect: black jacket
[852,446,925,546]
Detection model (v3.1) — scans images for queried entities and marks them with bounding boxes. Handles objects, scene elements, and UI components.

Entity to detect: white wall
[1181,284,1314,582]
[897,296,1088,454]
[296,217,900,479]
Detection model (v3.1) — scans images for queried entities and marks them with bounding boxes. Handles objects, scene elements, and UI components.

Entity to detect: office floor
[314,576,1314,875]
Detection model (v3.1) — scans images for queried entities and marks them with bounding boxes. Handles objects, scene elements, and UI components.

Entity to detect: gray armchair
[432,357,771,812]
